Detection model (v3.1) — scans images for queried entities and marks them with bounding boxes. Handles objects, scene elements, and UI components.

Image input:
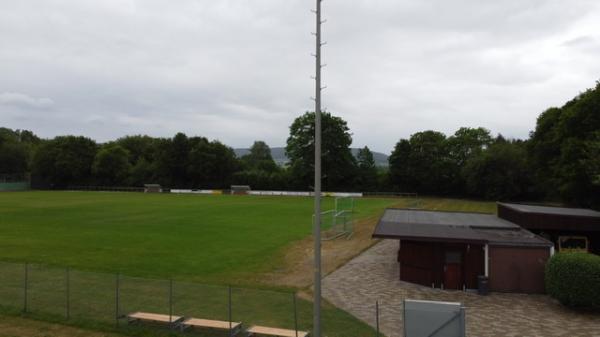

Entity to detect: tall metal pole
[313,0,323,337]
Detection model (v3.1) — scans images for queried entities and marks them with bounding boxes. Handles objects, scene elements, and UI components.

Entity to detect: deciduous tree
[31,136,97,188]
[241,141,278,172]
[93,145,131,185]
[286,111,356,191]
[355,146,378,191]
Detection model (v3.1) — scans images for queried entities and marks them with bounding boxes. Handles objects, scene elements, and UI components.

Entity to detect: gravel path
[323,240,600,337]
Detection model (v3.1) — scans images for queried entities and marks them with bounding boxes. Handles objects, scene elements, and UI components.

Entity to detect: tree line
[388,81,599,208]
[1,82,598,208]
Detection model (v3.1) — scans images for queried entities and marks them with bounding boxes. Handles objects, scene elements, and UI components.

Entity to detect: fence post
[293,292,298,337]
[23,263,28,313]
[169,279,173,329]
[115,273,120,327]
[66,267,70,319]
[228,285,232,337]
[460,305,466,337]
[403,300,406,337]
[376,301,380,337]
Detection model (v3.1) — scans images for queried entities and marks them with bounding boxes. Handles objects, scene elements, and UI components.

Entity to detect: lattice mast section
[312,0,326,336]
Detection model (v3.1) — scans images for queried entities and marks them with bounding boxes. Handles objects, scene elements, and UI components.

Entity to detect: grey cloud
[563,36,596,47]
[0,92,54,109]
[1,0,599,152]
[562,35,600,54]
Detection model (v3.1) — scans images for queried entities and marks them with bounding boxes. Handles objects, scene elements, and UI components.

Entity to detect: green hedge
[545,252,600,308]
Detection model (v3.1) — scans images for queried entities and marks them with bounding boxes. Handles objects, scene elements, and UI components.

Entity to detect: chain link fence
[0,173,30,191]
[0,261,312,335]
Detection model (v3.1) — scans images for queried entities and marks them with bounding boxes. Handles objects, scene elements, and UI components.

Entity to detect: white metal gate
[404,299,466,337]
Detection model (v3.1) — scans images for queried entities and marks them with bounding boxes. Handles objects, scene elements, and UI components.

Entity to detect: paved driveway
[322,240,600,337]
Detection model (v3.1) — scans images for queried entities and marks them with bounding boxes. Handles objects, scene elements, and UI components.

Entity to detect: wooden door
[443,251,463,290]
[444,263,462,289]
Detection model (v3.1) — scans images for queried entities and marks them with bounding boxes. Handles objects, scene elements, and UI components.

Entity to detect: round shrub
[545,252,600,308]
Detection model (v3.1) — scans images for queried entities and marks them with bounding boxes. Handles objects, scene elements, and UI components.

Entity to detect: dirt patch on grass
[0,315,124,337]
[260,213,383,289]
[260,197,496,290]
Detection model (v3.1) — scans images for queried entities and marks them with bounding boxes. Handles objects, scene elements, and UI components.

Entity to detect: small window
[445,251,462,264]
[558,236,588,252]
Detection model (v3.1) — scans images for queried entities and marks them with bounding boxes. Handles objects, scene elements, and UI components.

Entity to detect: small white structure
[143,184,162,193]
[230,185,251,195]
[404,299,465,337]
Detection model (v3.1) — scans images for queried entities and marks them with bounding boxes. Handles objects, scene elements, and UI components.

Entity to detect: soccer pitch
[0,191,404,337]
[0,191,397,284]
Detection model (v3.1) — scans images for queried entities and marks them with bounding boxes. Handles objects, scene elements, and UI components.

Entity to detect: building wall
[497,204,600,231]
[398,240,484,290]
[498,204,600,254]
[488,246,550,293]
[531,229,600,255]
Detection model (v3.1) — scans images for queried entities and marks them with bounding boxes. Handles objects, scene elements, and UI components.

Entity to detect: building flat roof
[380,209,519,229]
[373,208,552,247]
[499,203,600,218]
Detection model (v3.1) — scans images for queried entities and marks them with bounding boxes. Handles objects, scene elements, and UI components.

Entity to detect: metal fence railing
[62,187,421,198]
[362,192,418,198]
[0,261,311,335]
[0,173,28,183]
[67,186,145,193]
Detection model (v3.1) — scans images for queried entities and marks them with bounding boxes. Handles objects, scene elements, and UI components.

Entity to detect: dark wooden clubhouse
[372,208,554,293]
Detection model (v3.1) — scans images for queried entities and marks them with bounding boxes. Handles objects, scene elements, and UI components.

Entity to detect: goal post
[313,197,355,240]
[335,196,354,214]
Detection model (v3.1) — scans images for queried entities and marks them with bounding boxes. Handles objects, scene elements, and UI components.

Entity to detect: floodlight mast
[313,0,323,337]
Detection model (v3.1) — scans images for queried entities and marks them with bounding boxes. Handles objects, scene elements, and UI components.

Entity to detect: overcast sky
[1,0,599,153]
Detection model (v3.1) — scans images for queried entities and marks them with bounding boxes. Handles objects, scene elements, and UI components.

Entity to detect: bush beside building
[545,252,600,309]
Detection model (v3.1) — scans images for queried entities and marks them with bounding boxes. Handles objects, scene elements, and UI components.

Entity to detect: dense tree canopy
[389,129,533,200]
[31,136,97,188]
[355,147,378,192]
[0,142,29,174]
[241,141,278,173]
[0,128,40,175]
[93,145,131,186]
[286,111,356,191]
[389,131,456,194]
[447,127,493,167]
[114,135,158,186]
[115,135,158,165]
[462,140,532,200]
[529,81,600,208]
[232,140,285,190]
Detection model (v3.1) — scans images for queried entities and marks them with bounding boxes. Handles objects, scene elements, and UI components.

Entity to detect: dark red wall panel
[489,246,549,293]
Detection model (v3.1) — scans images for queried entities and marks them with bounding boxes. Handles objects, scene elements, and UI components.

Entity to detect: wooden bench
[181,318,242,335]
[127,312,183,327]
[247,325,309,337]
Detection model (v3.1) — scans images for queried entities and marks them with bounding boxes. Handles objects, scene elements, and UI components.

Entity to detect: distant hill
[234,147,389,167]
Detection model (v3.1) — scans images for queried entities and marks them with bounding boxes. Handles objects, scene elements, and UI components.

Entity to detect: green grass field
[0,191,398,284]
[0,191,495,337]
[0,191,403,337]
